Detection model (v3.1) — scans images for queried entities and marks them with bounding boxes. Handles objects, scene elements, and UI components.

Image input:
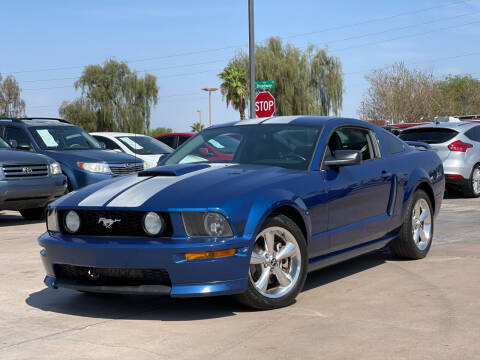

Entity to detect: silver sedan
[399,122,480,197]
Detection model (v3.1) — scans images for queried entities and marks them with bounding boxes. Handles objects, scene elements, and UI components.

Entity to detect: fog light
[185,248,236,261]
[64,210,80,233]
[143,212,165,236]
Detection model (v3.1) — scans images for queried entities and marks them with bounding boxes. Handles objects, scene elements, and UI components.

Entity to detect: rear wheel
[390,189,433,259]
[462,164,480,198]
[20,207,45,221]
[235,214,308,310]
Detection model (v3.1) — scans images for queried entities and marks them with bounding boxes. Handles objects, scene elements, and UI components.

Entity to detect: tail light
[448,140,473,152]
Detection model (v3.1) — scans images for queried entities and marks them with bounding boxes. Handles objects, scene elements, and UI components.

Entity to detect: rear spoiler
[405,141,431,150]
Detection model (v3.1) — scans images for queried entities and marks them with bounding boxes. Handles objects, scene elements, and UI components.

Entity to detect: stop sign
[255,91,275,118]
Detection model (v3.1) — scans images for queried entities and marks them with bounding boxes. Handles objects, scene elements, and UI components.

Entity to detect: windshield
[29,126,102,150]
[164,125,322,170]
[0,136,11,149]
[399,128,458,144]
[117,135,172,155]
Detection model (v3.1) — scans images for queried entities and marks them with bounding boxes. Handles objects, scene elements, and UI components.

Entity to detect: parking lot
[0,196,479,360]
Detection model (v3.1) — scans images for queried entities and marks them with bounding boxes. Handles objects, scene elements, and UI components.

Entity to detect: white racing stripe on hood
[78,176,147,207]
[106,164,235,208]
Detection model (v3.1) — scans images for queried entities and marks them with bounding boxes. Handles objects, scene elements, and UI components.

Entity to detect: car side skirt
[307,234,396,272]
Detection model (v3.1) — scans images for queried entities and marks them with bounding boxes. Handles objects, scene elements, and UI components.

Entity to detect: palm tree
[191,121,205,132]
[218,64,248,120]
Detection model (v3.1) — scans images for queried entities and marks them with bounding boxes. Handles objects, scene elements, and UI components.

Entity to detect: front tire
[20,207,45,220]
[390,189,433,259]
[235,214,308,310]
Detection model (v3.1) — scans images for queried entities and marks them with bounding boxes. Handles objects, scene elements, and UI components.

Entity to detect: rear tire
[235,214,308,310]
[20,207,46,220]
[462,164,480,198]
[390,189,433,259]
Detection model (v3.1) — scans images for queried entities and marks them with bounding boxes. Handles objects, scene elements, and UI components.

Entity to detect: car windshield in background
[165,125,322,170]
[117,136,172,155]
[0,136,11,149]
[29,126,102,150]
[399,128,458,144]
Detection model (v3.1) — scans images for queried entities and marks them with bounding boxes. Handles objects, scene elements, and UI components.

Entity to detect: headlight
[143,161,152,169]
[49,162,62,175]
[182,212,233,237]
[46,208,59,233]
[77,162,111,173]
[64,210,81,233]
[143,211,165,236]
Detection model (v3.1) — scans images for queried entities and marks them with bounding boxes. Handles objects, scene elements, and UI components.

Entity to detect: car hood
[57,163,306,210]
[0,149,52,165]
[44,149,142,164]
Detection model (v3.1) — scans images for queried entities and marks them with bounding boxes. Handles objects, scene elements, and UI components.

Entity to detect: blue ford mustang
[39,116,445,309]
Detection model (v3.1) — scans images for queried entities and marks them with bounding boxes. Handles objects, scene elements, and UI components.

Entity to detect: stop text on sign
[255,91,276,118]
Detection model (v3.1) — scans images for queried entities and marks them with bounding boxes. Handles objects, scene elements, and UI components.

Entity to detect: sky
[1,0,480,132]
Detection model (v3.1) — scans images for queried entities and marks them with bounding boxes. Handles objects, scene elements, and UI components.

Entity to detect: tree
[148,126,173,137]
[434,75,480,116]
[191,121,205,132]
[60,59,159,133]
[218,64,248,120]
[359,63,436,123]
[59,99,97,132]
[224,37,343,117]
[0,74,26,117]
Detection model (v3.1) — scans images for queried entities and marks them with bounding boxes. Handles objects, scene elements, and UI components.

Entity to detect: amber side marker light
[185,249,236,261]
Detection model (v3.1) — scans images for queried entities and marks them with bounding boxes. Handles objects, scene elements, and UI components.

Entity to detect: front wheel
[390,189,433,259]
[235,214,308,310]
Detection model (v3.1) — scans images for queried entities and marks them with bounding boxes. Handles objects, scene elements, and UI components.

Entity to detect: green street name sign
[255,80,275,90]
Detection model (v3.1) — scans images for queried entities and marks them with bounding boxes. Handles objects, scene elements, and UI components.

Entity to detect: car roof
[91,132,151,137]
[209,116,358,129]
[0,117,73,127]
[402,121,478,131]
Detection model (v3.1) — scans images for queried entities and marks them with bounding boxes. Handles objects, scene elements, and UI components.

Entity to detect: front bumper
[39,232,251,297]
[0,174,67,210]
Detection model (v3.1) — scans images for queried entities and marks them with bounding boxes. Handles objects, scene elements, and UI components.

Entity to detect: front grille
[58,209,172,237]
[54,264,171,286]
[109,163,144,175]
[1,163,48,178]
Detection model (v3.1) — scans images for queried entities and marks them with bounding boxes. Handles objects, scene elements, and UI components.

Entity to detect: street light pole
[248,0,255,118]
[196,109,201,124]
[202,87,218,127]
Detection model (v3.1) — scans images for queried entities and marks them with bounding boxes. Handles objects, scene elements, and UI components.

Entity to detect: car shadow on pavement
[25,250,394,320]
[0,211,43,227]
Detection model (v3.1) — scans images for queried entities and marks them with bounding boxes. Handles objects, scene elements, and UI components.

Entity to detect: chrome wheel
[249,226,302,299]
[411,198,432,251]
[472,167,480,195]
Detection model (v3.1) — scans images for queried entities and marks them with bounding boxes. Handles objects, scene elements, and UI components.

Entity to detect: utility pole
[248,0,255,118]
[202,87,217,127]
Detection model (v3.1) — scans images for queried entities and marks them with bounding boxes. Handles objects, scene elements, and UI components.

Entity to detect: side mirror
[324,150,362,167]
[198,147,210,155]
[9,139,18,149]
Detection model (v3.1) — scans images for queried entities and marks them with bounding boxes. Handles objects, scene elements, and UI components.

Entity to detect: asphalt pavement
[0,195,479,360]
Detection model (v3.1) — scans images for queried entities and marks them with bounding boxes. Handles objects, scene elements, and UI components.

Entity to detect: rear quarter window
[379,130,405,154]
[399,128,458,144]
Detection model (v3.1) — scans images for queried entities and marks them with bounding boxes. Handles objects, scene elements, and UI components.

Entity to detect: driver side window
[326,127,376,162]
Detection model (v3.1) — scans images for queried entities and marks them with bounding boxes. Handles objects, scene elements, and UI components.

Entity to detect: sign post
[255,91,276,118]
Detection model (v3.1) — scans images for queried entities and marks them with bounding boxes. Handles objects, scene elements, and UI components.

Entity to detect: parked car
[90,132,173,168]
[0,135,66,219]
[0,118,145,191]
[383,122,431,135]
[40,116,444,310]
[399,122,480,197]
[155,132,194,149]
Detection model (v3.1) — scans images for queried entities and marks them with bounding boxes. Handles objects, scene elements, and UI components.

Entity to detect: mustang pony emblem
[98,217,121,229]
